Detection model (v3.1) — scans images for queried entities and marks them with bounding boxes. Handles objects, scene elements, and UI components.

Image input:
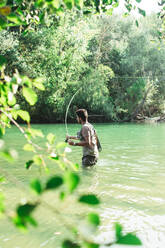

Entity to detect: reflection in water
[1,123,165,247]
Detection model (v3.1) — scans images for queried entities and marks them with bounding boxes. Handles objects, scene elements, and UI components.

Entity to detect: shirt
[77,123,99,158]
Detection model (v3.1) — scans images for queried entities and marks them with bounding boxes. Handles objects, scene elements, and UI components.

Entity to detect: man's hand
[68,139,75,146]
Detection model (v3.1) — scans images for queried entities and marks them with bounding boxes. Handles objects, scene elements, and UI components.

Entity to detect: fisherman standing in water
[66,109,101,167]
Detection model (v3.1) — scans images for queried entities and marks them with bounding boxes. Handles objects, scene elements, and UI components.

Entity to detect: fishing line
[64,87,82,138]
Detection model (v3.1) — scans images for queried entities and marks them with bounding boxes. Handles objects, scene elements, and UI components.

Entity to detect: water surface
[0,123,165,248]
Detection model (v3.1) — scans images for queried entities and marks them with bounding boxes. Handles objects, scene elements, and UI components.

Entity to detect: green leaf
[26,215,38,227]
[35,0,44,8]
[33,155,42,165]
[39,12,45,23]
[45,176,63,190]
[115,223,123,239]
[11,109,18,120]
[17,203,37,217]
[62,240,80,248]
[25,160,34,169]
[63,0,73,10]
[117,233,142,245]
[87,213,100,227]
[23,143,35,152]
[74,0,83,9]
[0,55,6,69]
[17,110,30,123]
[135,20,139,27]
[22,76,32,87]
[135,0,142,2]
[7,13,23,25]
[84,242,99,248]
[30,179,43,195]
[64,172,80,193]
[74,163,79,170]
[125,3,132,12]
[0,192,5,214]
[0,127,5,138]
[0,17,6,30]
[106,8,113,15]
[79,194,100,205]
[33,78,45,91]
[0,176,5,182]
[112,2,119,8]
[51,0,61,9]
[1,113,9,124]
[138,7,146,17]
[47,133,55,144]
[23,87,37,105]
[14,204,38,230]
[27,128,44,138]
[0,150,14,162]
[0,0,7,8]
[59,191,66,200]
[50,154,59,160]
[12,215,27,231]
[8,92,16,106]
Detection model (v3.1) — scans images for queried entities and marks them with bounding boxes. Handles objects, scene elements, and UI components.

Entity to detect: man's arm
[68,127,91,147]
[68,139,89,147]
[66,135,78,140]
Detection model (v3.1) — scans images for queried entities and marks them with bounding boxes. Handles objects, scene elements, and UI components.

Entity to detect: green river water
[0,123,165,248]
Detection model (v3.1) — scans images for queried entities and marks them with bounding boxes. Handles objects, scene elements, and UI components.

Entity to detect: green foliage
[30,179,43,195]
[64,171,80,193]
[45,176,63,190]
[138,7,146,17]
[1,11,164,122]
[116,233,142,245]
[17,110,30,123]
[23,143,35,152]
[0,148,17,162]
[23,87,38,106]
[83,242,99,248]
[115,223,142,245]
[17,203,37,217]
[47,133,55,144]
[0,193,5,216]
[62,240,80,248]
[12,203,38,230]
[25,160,34,169]
[0,54,6,68]
[87,213,100,227]
[115,222,122,239]
[79,194,100,205]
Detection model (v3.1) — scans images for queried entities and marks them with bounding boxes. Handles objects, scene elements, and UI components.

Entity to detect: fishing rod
[64,86,102,152]
[64,87,82,142]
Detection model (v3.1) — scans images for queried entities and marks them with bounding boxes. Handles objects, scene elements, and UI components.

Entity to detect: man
[66,109,99,167]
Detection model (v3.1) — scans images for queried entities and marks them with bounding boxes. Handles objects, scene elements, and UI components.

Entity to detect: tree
[2,0,165,246]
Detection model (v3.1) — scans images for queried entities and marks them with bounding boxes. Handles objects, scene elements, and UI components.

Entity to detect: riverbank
[132,114,165,123]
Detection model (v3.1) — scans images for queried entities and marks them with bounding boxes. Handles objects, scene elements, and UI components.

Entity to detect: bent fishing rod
[64,87,82,142]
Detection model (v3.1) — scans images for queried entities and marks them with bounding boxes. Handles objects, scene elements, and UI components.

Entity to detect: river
[0,123,165,248]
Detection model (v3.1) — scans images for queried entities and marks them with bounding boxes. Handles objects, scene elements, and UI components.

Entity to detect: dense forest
[1,11,165,123]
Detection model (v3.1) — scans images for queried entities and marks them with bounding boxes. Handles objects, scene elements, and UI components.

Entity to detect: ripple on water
[98,208,165,248]
[2,123,165,248]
